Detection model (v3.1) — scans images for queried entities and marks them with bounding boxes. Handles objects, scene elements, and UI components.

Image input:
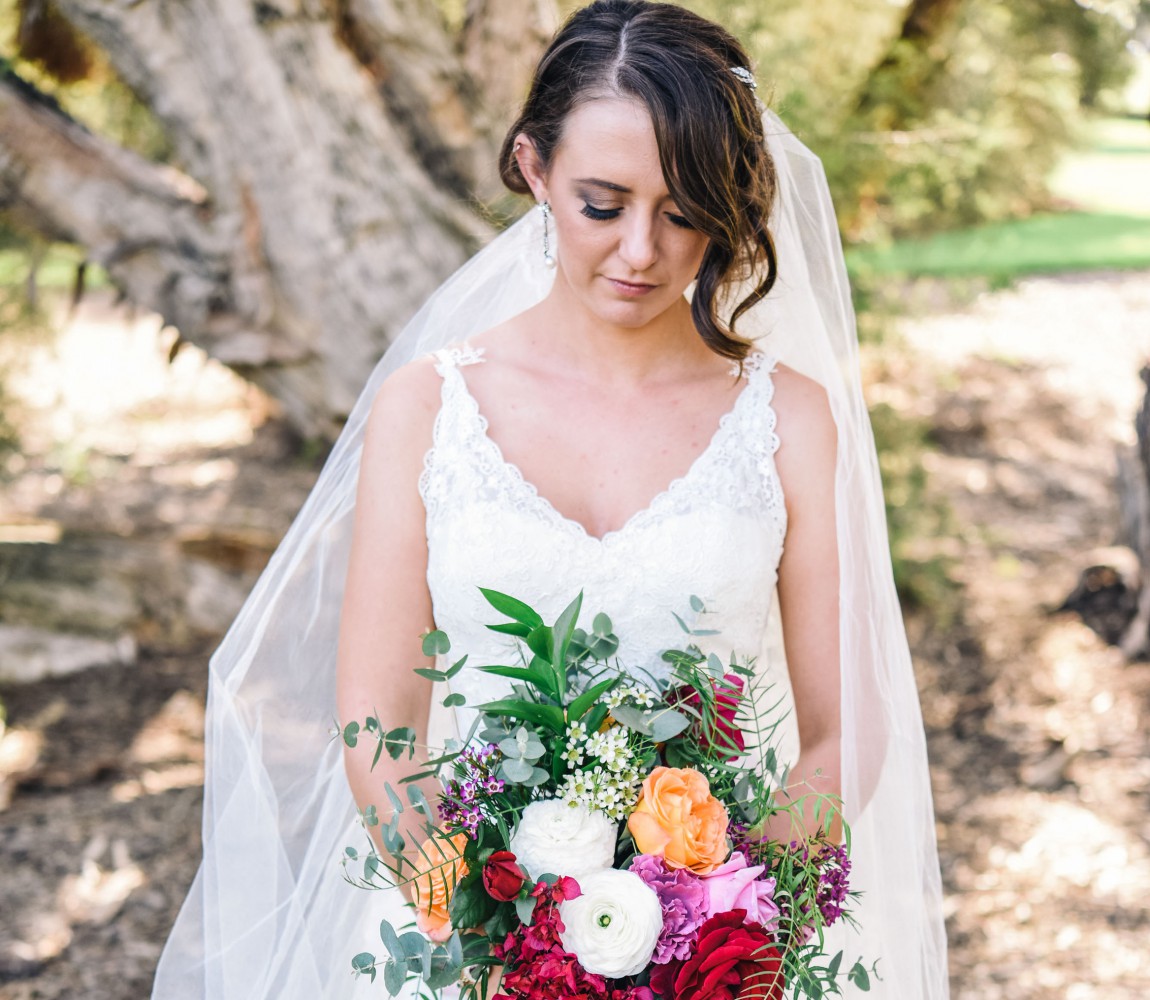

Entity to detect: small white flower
[559,869,662,977]
[509,800,618,882]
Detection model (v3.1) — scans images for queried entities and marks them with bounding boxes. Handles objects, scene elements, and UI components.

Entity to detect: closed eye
[581,203,696,230]
[581,203,621,221]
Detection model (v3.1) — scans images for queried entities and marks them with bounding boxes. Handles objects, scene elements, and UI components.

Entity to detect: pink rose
[699,851,780,930]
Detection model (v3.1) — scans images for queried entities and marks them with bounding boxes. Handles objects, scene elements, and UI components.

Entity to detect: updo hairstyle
[499,0,778,363]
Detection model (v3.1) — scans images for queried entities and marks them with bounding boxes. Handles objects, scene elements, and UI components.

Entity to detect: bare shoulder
[769,363,836,511]
[769,362,836,446]
[363,354,445,459]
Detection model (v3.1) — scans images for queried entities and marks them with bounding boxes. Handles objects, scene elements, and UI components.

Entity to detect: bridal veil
[151,109,949,999]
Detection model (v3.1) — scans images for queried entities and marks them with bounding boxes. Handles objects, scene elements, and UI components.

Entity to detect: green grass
[847,115,1150,280]
[847,211,1150,280]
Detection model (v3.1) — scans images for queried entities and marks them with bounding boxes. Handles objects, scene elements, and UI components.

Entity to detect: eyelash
[579,203,695,230]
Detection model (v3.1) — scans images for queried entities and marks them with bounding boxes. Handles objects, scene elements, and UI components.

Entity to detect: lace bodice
[419,344,788,730]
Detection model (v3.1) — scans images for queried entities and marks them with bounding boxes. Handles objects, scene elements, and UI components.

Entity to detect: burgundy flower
[649,910,784,1000]
[483,850,526,902]
[670,674,746,760]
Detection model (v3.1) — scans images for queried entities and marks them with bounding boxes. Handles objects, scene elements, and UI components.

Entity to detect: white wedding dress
[420,343,792,745]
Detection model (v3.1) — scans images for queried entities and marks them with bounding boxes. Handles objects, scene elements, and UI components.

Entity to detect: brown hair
[499,0,777,363]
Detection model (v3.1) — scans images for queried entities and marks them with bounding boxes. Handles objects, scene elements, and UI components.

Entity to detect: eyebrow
[573,177,632,193]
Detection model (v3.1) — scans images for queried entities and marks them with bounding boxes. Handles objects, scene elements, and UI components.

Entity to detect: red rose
[671,674,746,760]
[650,910,784,1000]
[483,850,526,902]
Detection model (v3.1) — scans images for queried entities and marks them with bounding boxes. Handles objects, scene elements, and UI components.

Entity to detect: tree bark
[0,0,557,437]
[462,0,559,127]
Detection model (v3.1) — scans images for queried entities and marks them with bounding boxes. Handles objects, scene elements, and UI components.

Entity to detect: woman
[153,2,948,998]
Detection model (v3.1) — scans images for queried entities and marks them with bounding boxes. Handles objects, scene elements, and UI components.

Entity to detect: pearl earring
[538,201,556,269]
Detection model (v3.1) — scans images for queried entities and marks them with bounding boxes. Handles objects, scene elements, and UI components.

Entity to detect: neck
[528,272,713,389]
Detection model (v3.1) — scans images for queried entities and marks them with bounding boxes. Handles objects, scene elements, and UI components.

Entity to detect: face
[516,98,709,330]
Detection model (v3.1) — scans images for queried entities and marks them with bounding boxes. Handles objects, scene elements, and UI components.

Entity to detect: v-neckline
[451,353,765,546]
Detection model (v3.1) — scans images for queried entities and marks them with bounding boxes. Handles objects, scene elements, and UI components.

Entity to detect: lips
[606,277,657,297]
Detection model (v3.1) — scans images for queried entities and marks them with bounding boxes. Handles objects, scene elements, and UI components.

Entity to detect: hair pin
[729,66,757,90]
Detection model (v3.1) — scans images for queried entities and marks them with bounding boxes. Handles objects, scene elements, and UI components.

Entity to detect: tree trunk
[0,0,557,438]
[852,0,967,130]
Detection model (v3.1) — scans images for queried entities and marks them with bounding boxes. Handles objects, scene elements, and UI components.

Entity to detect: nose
[618,213,658,273]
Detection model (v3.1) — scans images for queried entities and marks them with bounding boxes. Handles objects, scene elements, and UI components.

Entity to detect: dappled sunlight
[5,290,263,459]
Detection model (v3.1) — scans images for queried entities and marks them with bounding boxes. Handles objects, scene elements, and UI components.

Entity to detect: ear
[513,133,550,204]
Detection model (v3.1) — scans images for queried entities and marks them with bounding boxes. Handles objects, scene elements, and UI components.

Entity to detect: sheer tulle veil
[151,108,949,998]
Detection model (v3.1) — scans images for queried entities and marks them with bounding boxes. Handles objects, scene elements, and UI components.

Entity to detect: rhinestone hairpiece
[729,66,757,90]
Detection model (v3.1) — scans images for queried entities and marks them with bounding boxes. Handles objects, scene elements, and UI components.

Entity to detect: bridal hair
[499,0,778,364]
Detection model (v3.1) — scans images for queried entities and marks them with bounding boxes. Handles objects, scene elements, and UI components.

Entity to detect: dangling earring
[538,201,556,269]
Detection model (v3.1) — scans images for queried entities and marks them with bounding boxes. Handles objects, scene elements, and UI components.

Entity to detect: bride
[153,1,949,998]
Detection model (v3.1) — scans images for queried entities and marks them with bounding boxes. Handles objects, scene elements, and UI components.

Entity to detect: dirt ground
[1,273,1149,998]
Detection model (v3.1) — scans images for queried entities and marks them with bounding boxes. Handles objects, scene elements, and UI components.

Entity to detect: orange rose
[411,832,469,941]
[626,766,729,874]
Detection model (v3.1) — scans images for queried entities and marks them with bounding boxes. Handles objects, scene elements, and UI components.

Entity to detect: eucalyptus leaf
[848,963,871,990]
[520,765,551,786]
[499,757,536,782]
[649,708,691,741]
[689,594,705,613]
[414,667,449,681]
[342,720,360,748]
[706,652,725,677]
[383,959,406,995]
[828,950,843,978]
[345,846,358,859]
[610,704,654,736]
[589,634,619,659]
[592,611,613,634]
[445,654,469,678]
[385,783,404,815]
[442,692,467,708]
[447,931,463,968]
[407,784,432,817]
[352,951,377,981]
[421,630,451,656]
[398,931,426,958]
[364,853,385,882]
[379,919,403,960]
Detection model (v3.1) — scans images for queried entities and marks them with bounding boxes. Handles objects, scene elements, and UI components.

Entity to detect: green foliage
[687,0,1137,242]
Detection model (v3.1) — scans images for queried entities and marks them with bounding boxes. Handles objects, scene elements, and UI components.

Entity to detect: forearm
[760,732,842,844]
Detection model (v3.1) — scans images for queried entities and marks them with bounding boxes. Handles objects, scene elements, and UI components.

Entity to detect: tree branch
[0,69,274,362]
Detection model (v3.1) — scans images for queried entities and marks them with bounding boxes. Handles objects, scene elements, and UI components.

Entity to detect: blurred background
[1,0,1149,997]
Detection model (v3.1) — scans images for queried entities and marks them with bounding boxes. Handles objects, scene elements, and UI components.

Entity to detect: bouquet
[340,590,873,999]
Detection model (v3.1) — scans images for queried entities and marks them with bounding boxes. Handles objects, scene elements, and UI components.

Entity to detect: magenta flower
[628,853,707,964]
[699,851,780,931]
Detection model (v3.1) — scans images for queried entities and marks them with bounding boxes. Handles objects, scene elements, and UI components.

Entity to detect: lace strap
[432,343,486,378]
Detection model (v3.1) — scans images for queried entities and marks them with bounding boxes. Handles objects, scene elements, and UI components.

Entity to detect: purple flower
[628,853,707,964]
[813,842,851,926]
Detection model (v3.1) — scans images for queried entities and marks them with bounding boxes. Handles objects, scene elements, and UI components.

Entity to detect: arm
[761,365,842,844]
[336,358,446,880]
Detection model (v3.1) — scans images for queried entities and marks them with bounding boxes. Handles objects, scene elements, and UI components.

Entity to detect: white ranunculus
[559,869,663,978]
[509,800,617,882]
